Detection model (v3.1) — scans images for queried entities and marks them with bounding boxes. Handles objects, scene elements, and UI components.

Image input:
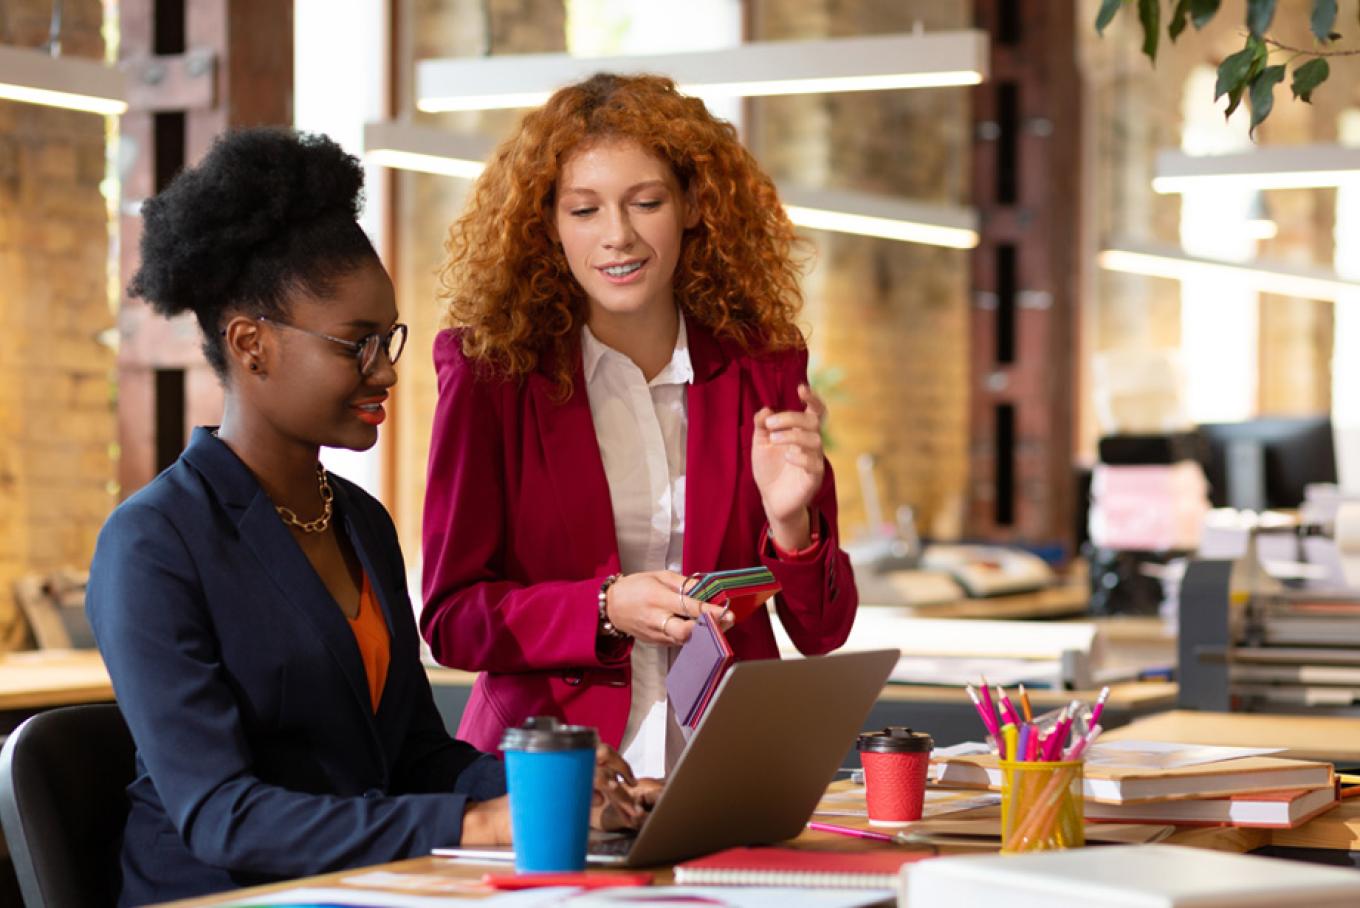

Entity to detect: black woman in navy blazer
[85,130,520,905]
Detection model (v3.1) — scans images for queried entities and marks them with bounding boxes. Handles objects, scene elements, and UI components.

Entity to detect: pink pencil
[978,676,1000,728]
[807,821,896,842]
[966,684,1001,739]
[1089,686,1111,728]
[995,685,1020,726]
[1065,724,1103,761]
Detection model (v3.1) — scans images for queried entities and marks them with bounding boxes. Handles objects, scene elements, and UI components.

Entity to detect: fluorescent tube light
[363,121,493,179]
[0,44,127,115]
[1098,242,1360,303]
[780,186,979,249]
[1153,144,1360,193]
[363,124,979,249]
[417,31,988,113]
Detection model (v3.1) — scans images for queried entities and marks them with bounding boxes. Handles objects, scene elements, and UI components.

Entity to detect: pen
[807,821,896,842]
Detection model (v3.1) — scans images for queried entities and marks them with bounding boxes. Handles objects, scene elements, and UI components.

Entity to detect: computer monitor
[1196,416,1337,511]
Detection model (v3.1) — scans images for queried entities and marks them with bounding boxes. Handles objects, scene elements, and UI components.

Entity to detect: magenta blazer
[421,316,858,754]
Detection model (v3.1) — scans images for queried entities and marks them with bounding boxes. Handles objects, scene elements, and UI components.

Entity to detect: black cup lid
[857,726,933,753]
[500,716,599,752]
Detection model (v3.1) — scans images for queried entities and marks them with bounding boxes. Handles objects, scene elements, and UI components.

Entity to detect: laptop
[435,647,899,868]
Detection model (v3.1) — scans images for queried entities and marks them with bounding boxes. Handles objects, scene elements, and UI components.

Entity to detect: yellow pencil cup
[999,760,1085,852]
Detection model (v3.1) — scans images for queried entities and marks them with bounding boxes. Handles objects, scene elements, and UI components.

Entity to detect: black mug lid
[501,716,598,752]
[857,726,933,753]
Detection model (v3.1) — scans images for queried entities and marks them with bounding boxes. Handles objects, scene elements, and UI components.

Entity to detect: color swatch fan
[667,614,733,728]
[684,566,781,623]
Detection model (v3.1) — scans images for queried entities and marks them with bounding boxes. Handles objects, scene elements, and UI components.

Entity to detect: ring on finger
[660,614,676,639]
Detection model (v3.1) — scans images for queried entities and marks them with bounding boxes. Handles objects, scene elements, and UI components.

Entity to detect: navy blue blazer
[87,428,505,905]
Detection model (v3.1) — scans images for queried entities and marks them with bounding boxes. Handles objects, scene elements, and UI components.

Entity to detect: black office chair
[0,704,133,908]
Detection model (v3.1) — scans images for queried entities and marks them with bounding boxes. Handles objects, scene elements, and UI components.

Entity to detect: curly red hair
[438,72,808,398]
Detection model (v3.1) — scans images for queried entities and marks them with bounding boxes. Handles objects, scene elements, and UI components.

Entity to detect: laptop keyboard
[587,833,636,857]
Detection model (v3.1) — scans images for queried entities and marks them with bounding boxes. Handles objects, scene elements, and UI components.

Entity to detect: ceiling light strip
[1098,244,1360,303]
[417,31,988,113]
[0,44,128,115]
[1153,144,1360,193]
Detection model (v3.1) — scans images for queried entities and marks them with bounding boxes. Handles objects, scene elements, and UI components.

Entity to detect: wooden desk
[156,777,1355,907]
[896,583,1088,619]
[0,649,113,730]
[863,581,1089,620]
[1104,710,1360,765]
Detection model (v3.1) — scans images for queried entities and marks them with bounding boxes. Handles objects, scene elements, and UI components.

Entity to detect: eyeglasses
[257,317,408,377]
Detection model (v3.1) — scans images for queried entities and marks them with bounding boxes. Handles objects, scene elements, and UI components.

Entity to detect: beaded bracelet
[597,572,628,639]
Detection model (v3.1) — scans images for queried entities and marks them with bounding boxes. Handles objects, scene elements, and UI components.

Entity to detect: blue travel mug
[501,716,598,872]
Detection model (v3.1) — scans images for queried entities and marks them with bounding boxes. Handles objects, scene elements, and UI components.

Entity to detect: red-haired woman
[422,73,858,776]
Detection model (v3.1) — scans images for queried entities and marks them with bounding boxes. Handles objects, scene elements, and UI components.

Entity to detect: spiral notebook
[674,847,930,890]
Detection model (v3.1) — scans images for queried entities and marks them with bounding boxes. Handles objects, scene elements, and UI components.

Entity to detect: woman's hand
[591,743,663,831]
[605,571,733,646]
[461,795,512,844]
[752,384,826,551]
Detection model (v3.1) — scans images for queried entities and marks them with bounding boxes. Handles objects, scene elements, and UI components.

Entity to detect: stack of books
[930,741,1339,830]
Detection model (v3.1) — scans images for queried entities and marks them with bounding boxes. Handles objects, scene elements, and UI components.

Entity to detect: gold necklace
[276,464,333,534]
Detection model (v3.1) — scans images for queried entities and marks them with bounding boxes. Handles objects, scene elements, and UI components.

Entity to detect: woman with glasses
[422,74,859,775]
[86,128,645,905]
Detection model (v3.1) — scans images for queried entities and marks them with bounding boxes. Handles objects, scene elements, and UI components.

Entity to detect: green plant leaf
[1095,0,1123,34]
[1214,39,1262,101]
[1190,0,1221,28]
[1290,57,1330,102]
[1247,0,1277,37]
[1138,0,1160,60]
[1248,63,1285,136]
[1170,0,1192,39]
[1311,0,1338,42]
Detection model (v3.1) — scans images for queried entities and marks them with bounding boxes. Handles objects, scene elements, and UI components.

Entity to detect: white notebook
[901,844,1360,907]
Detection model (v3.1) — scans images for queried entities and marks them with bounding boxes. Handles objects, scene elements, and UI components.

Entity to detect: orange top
[347,574,390,711]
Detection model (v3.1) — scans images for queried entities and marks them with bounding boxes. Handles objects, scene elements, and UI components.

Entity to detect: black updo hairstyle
[128,128,378,377]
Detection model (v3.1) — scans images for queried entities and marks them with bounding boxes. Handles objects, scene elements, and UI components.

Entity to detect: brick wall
[751,0,974,540]
[391,0,567,561]
[1077,0,1356,452]
[0,0,116,647]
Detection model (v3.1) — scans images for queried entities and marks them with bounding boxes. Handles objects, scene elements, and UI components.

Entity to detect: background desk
[1104,710,1360,765]
[425,669,1177,756]
[0,649,113,733]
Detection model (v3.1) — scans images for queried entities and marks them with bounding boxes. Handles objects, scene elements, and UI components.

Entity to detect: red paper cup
[858,727,933,826]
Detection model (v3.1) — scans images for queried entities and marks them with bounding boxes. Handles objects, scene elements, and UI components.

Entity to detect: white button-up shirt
[582,317,693,778]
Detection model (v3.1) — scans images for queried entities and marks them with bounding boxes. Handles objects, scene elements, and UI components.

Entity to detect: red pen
[807,821,896,842]
[483,871,654,890]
